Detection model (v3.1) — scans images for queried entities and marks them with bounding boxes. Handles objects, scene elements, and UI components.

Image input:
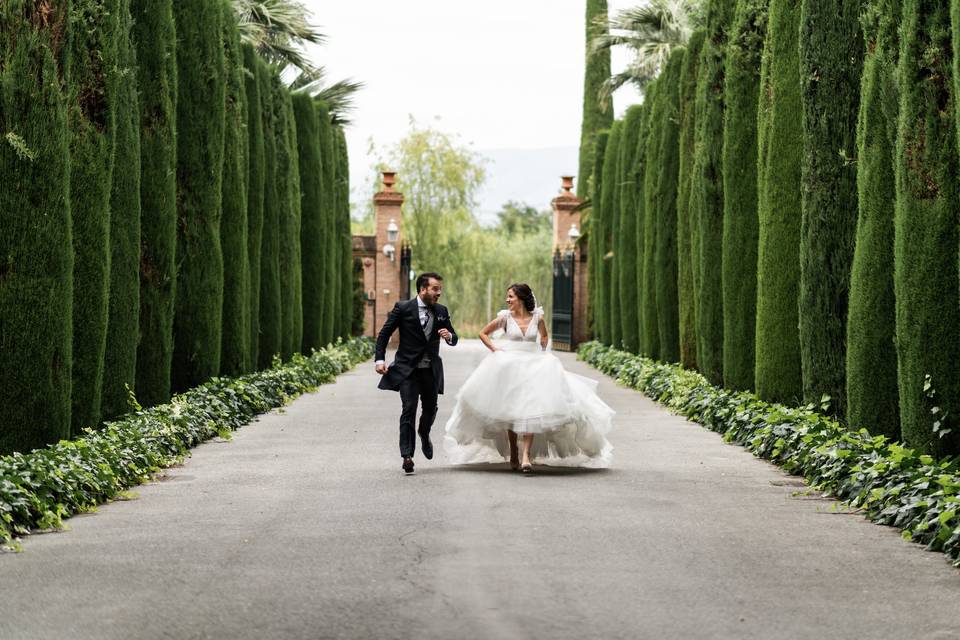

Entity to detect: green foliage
[578,0,614,199]
[220,1,251,376]
[102,0,142,420]
[894,0,960,456]
[588,131,609,340]
[677,30,705,370]
[721,0,767,391]
[277,85,303,357]
[639,82,661,359]
[0,339,374,547]
[495,201,552,236]
[315,101,337,346]
[0,1,73,452]
[335,127,353,339]
[617,104,645,353]
[294,93,325,352]
[654,51,685,364]
[351,257,365,336]
[172,0,226,392]
[257,61,282,369]
[70,0,120,434]
[598,121,623,345]
[754,0,802,404]
[691,0,734,386]
[579,341,960,568]
[798,0,864,418]
[243,44,265,365]
[848,0,900,439]
[133,0,178,407]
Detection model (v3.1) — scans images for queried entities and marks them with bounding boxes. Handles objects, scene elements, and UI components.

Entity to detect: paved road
[2,341,959,640]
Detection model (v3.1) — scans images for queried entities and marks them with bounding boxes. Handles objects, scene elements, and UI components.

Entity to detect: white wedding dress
[443,308,614,468]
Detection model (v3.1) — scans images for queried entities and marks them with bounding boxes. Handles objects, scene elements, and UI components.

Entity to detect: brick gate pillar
[373,171,405,345]
[552,176,589,347]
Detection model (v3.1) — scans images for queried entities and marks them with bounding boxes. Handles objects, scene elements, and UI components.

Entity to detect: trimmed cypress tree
[219,2,250,376]
[0,1,73,452]
[691,0,734,386]
[286,90,304,352]
[132,0,177,406]
[721,0,768,391]
[102,0,142,420]
[754,0,803,405]
[798,0,864,417]
[617,104,645,353]
[895,0,960,456]
[258,63,282,368]
[171,0,226,392]
[294,93,325,352]
[578,0,614,199]
[847,0,900,439]
[315,101,337,347]
[654,51,685,364]
[677,31,706,370]
[602,121,623,347]
[335,127,353,339]
[274,82,300,359]
[640,81,662,360]
[70,0,120,433]
[243,44,265,366]
[589,130,609,341]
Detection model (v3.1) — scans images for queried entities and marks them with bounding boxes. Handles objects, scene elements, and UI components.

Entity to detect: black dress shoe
[419,433,433,460]
[402,457,414,474]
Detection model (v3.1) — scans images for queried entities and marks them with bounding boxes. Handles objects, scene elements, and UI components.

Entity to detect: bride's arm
[479,317,502,353]
[538,317,548,350]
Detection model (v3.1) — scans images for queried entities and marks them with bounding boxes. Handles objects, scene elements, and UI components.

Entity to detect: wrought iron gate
[552,250,575,351]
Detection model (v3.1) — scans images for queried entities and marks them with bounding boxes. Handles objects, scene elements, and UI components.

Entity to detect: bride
[443,283,614,473]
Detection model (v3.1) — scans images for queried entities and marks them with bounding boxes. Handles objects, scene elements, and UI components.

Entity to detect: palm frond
[291,66,364,125]
[234,0,325,73]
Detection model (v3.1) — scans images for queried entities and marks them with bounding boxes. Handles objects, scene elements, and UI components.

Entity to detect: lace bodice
[496,308,543,343]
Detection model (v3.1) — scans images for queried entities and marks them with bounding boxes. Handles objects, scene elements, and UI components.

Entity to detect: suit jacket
[375,298,459,394]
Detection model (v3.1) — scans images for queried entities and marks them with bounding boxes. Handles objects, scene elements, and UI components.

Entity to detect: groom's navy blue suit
[376,297,458,458]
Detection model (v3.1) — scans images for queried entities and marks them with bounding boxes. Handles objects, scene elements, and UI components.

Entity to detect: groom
[375,272,459,474]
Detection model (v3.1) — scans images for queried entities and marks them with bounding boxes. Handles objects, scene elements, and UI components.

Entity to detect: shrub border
[578,341,960,567]
[0,338,374,550]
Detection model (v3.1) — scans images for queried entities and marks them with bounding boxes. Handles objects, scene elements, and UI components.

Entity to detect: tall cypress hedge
[895,0,960,456]
[275,82,301,358]
[617,105,645,354]
[287,93,305,351]
[640,81,662,360]
[316,101,336,347]
[589,130,609,341]
[578,0,614,199]
[603,121,623,347]
[754,0,803,405]
[721,0,767,391]
[677,31,706,370]
[171,0,226,392]
[654,51,685,364]
[70,0,119,433]
[798,0,864,417]
[335,127,353,338]
[0,1,73,452]
[102,0,141,420]
[219,2,250,376]
[257,63,282,368]
[691,0,734,386]
[243,44,265,366]
[294,93,325,352]
[847,0,900,439]
[132,0,177,407]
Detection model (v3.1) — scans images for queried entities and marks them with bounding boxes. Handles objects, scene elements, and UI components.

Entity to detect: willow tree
[654,51,685,364]
[243,44,265,366]
[294,93,325,352]
[847,0,900,439]
[600,121,623,346]
[172,0,226,391]
[132,0,177,405]
[0,0,73,452]
[257,62,282,368]
[70,0,119,432]
[721,0,767,390]
[588,130,610,340]
[335,127,353,338]
[894,0,960,456]
[640,81,662,360]
[617,104,646,353]
[691,0,734,385]
[798,0,864,417]
[102,0,142,420]
[754,0,803,404]
[677,30,705,369]
[316,101,337,346]
[578,0,614,199]
[219,2,251,376]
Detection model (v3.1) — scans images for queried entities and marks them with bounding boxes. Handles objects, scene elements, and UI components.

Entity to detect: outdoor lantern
[568,224,581,243]
[386,219,399,243]
[383,243,396,261]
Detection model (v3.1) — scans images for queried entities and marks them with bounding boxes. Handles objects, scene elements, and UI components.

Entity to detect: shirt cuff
[375,360,385,365]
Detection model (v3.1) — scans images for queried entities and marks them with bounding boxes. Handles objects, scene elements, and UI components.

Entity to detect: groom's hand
[438,328,452,342]
[375,363,388,375]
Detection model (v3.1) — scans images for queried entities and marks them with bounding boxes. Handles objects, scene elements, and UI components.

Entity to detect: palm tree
[592,0,705,102]
[234,0,325,73]
[290,66,364,125]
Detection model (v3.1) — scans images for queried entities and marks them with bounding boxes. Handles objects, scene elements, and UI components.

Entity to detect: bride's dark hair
[508,283,536,313]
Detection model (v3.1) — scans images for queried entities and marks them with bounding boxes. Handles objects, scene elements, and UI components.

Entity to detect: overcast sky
[300,0,644,211]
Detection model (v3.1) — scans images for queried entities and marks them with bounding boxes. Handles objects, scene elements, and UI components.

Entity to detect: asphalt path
[2,340,959,640]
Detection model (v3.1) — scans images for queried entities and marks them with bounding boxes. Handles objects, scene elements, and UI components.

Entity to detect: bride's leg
[521,434,534,467]
[508,430,519,469]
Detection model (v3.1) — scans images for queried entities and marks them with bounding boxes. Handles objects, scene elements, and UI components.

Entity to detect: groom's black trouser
[398,367,438,458]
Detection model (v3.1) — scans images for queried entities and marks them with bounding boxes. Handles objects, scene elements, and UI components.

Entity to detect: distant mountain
[475,146,579,225]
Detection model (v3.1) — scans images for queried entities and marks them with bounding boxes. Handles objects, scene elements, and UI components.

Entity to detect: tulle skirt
[443,342,614,468]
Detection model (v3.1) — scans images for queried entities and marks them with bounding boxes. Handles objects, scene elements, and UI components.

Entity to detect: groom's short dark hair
[417,272,443,292]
